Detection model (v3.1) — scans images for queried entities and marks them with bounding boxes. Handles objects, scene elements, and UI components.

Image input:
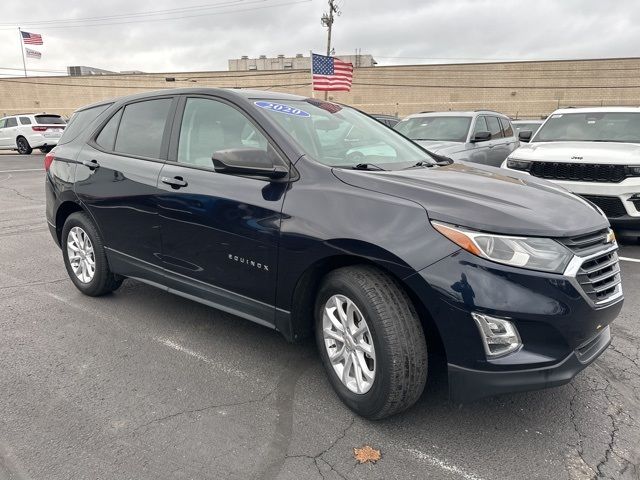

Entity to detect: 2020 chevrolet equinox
[46,89,623,419]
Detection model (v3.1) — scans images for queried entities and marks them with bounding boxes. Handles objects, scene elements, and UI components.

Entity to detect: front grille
[580,195,628,218]
[528,162,627,183]
[558,228,610,256]
[576,251,621,304]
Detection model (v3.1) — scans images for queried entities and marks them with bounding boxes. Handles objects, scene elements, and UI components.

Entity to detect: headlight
[506,158,532,171]
[432,222,573,274]
[627,166,640,177]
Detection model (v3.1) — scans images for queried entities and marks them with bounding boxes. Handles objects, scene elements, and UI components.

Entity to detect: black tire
[16,136,32,155]
[61,212,123,296]
[39,146,53,153]
[315,265,428,419]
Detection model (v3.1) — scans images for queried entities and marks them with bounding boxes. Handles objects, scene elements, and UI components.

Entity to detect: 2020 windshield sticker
[254,101,311,118]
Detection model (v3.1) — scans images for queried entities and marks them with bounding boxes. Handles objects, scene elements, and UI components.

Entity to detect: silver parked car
[394,110,519,166]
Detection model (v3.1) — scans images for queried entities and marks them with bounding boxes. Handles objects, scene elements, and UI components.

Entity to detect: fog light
[472,313,522,358]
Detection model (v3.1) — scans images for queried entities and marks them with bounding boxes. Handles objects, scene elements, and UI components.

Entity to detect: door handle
[82,159,100,169]
[161,176,188,189]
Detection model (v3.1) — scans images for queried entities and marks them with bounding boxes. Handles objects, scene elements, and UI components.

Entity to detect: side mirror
[471,131,492,143]
[211,148,288,179]
[518,130,533,142]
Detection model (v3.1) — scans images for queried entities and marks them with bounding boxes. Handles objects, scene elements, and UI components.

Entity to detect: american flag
[312,53,353,92]
[21,31,43,45]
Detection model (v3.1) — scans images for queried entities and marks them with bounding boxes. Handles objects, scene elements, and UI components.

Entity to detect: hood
[414,140,465,155]
[511,141,640,164]
[333,162,608,237]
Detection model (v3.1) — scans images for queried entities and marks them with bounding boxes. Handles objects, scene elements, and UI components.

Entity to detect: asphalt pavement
[0,154,638,480]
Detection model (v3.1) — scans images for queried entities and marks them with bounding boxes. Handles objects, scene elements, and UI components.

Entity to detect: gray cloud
[1,0,639,76]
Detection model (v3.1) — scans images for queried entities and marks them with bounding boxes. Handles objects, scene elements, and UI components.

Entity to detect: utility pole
[321,0,339,99]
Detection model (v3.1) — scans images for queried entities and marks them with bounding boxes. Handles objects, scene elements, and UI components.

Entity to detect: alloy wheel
[322,294,376,394]
[17,138,29,154]
[67,226,96,283]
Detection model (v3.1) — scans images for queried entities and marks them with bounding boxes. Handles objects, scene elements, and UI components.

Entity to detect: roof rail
[473,109,505,114]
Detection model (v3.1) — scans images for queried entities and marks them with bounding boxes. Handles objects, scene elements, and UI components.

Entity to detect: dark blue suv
[45,88,623,419]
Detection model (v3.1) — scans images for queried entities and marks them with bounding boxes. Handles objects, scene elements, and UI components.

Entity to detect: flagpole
[309,50,315,99]
[18,27,27,77]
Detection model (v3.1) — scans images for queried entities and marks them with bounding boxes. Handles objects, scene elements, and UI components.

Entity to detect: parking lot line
[155,337,252,380]
[619,256,640,263]
[406,448,487,480]
[0,169,43,173]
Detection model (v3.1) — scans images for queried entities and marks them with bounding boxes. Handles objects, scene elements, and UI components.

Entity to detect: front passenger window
[177,98,269,167]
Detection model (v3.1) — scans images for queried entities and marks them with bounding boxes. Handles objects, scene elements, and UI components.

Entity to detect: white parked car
[502,107,640,238]
[0,113,66,154]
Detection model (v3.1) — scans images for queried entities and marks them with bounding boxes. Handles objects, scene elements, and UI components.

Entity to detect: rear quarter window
[57,103,112,145]
[500,118,514,137]
[19,117,32,125]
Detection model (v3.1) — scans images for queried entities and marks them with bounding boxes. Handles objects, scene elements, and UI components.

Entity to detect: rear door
[3,117,19,148]
[465,115,491,164]
[0,119,8,147]
[74,97,177,279]
[485,116,507,166]
[498,117,518,161]
[157,95,288,325]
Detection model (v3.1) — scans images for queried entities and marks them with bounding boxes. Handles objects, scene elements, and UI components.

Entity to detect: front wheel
[315,265,428,419]
[62,212,123,296]
[16,137,32,155]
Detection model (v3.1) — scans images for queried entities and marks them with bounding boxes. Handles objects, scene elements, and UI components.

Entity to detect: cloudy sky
[0,0,639,76]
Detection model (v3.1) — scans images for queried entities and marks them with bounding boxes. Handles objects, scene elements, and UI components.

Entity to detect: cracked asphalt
[0,154,638,480]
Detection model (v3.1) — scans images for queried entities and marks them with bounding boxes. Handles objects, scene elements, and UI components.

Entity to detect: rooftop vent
[241,55,248,59]
[259,55,266,59]
[295,53,303,58]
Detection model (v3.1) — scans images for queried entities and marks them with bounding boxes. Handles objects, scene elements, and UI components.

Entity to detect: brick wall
[1,57,639,119]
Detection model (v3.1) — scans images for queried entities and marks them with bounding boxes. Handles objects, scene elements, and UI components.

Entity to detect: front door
[157,96,289,326]
[74,97,176,278]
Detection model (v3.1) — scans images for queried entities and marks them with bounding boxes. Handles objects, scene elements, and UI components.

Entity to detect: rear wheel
[62,212,123,296]
[315,265,428,419]
[16,137,32,155]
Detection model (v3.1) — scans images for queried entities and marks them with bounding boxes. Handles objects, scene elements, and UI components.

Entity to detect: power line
[0,0,252,26]
[0,0,311,31]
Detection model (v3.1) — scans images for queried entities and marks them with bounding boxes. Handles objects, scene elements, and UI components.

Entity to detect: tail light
[32,126,47,132]
[44,151,55,171]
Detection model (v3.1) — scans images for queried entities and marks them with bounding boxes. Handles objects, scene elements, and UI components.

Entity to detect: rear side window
[35,115,65,125]
[500,118,514,137]
[0,119,5,128]
[114,99,172,159]
[5,118,17,127]
[95,109,122,150]
[59,103,111,145]
[19,117,31,125]
[486,116,504,139]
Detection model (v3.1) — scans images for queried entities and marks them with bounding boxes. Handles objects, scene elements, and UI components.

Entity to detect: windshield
[533,112,640,143]
[394,116,471,142]
[513,122,541,134]
[253,99,433,168]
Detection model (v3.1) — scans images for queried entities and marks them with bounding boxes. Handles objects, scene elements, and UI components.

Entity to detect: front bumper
[404,248,623,402]
[448,325,610,402]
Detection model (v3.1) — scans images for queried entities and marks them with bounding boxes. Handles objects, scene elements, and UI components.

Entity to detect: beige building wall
[1,57,639,119]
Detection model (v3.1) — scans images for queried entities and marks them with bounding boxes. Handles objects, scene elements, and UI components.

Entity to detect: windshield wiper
[404,156,454,169]
[353,163,386,171]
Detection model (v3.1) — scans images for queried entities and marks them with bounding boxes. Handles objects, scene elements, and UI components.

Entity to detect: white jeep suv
[0,113,66,154]
[502,107,640,238]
